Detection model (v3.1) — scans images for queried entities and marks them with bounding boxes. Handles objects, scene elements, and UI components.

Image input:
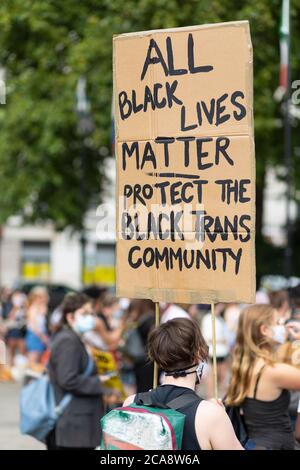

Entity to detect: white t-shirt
[160,304,191,324]
[201,313,230,358]
[224,304,241,347]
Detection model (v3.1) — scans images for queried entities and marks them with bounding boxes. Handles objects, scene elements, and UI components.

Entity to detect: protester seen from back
[226,304,300,450]
[123,318,243,450]
[289,285,300,320]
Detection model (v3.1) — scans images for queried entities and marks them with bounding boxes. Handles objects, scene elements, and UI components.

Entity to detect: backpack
[225,404,248,446]
[100,390,200,450]
[20,356,94,443]
[122,327,147,363]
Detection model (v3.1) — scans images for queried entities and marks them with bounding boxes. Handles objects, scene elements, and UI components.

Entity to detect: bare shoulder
[195,400,243,450]
[196,399,228,421]
[123,394,136,406]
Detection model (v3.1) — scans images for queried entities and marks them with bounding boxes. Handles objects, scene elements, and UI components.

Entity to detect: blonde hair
[226,304,277,406]
[27,286,48,307]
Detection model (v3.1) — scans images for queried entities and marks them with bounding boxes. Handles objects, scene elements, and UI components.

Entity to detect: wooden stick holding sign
[153,301,160,388]
[211,303,218,399]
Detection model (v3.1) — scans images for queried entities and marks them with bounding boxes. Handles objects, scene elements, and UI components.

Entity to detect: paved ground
[0,382,44,450]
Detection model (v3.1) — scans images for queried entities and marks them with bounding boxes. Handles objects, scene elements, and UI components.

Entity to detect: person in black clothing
[127,299,155,393]
[123,317,242,450]
[46,293,103,450]
[226,304,300,450]
[88,293,125,351]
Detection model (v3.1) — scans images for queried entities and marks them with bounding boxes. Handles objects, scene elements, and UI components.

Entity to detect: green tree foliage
[0,2,299,269]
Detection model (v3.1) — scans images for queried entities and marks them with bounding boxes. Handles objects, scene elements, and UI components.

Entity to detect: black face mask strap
[164,364,198,378]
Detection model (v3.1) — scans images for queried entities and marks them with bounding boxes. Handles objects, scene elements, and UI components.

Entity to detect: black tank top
[242,366,294,450]
[144,385,202,450]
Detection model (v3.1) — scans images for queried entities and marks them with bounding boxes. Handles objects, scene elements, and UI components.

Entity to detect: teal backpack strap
[136,391,201,411]
[135,392,171,409]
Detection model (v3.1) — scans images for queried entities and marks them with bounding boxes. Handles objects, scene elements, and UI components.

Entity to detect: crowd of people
[1,282,300,449]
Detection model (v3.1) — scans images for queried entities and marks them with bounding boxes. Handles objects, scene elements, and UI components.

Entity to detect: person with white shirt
[160,303,191,324]
[201,304,231,397]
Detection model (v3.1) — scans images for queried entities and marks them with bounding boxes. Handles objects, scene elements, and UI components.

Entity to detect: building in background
[0,158,116,290]
[0,207,116,291]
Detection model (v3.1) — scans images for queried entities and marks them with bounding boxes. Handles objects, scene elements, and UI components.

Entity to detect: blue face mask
[74,314,96,335]
[271,325,286,344]
[196,362,204,385]
[113,309,123,320]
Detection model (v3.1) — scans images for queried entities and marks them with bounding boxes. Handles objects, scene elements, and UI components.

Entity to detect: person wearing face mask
[5,291,27,367]
[226,304,300,450]
[269,289,291,323]
[85,293,125,352]
[46,293,103,450]
[123,318,242,450]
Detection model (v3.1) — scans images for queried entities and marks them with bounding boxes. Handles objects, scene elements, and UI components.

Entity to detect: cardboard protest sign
[113,21,255,304]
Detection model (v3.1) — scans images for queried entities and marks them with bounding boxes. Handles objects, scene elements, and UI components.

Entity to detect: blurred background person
[4,291,27,367]
[276,286,300,429]
[201,303,231,397]
[122,299,155,393]
[48,306,63,336]
[255,290,270,305]
[84,292,127,408]
[186,303,203,324]
[223,303,242,349]
[46,292,103,449]
[25,286,49,369]
[85,292,125,352]
[0,288,14,381]
[160,302,191,324]
[0,287,13,320]
[269,289,291,323]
